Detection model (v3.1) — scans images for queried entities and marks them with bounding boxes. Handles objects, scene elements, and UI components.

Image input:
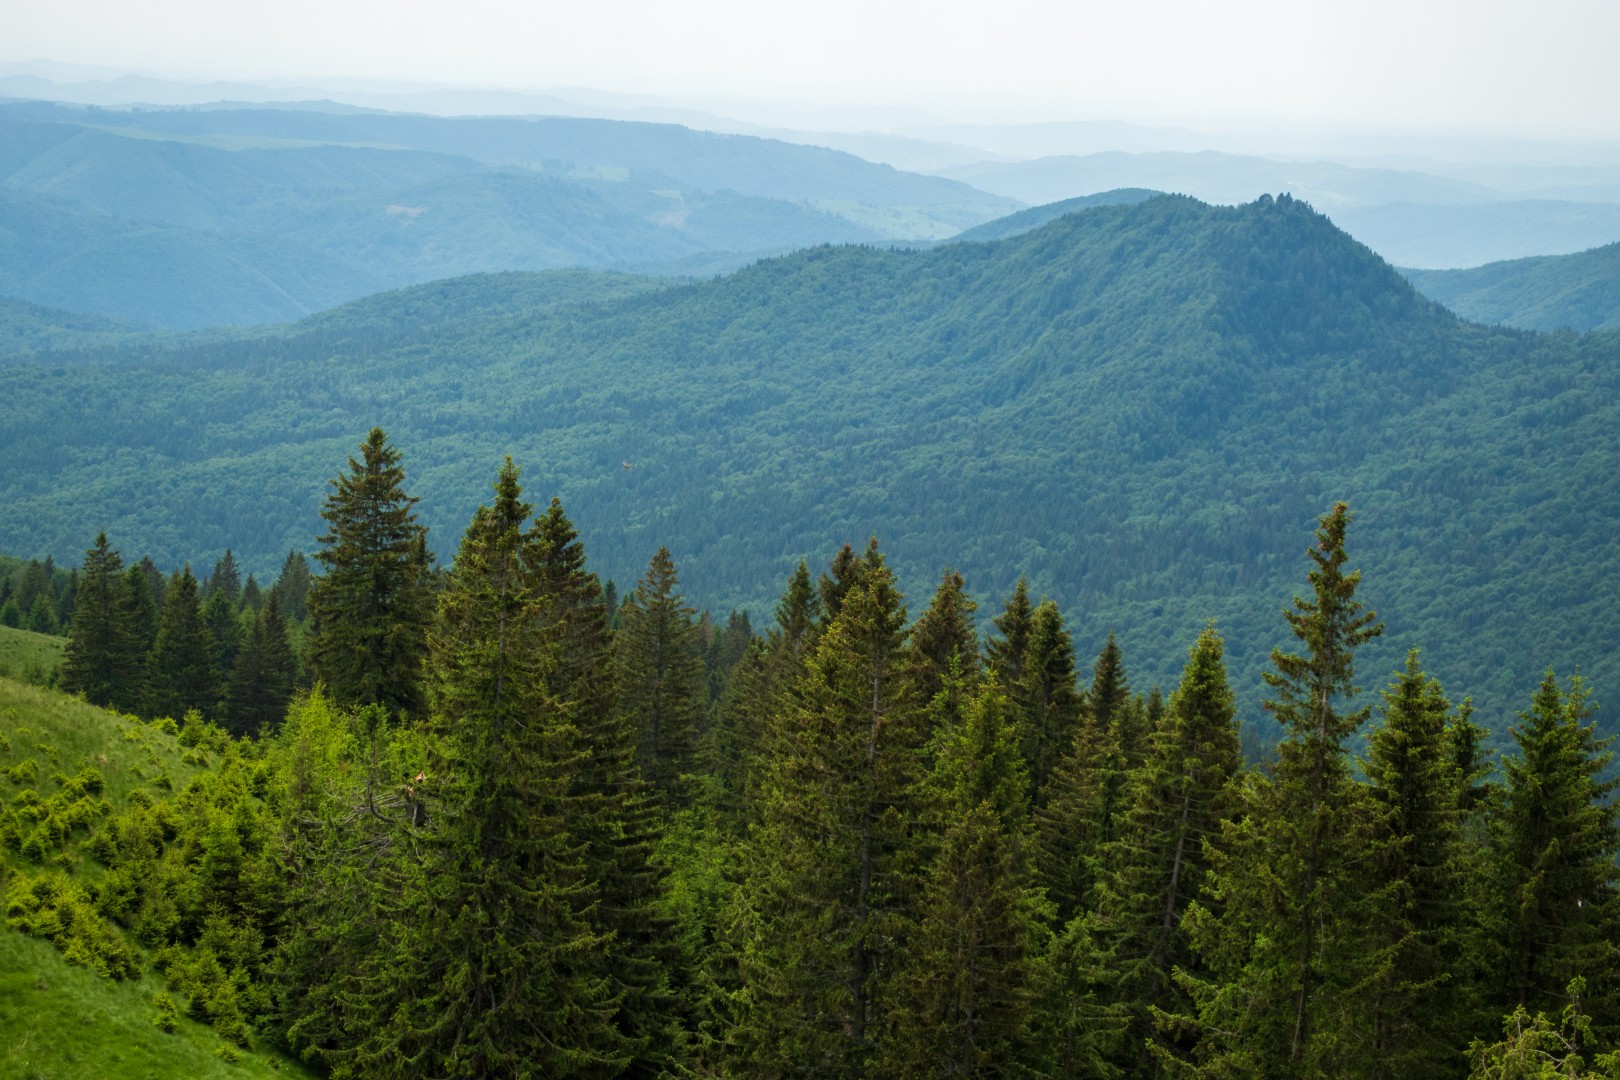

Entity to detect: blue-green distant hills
[1405,242,1620,332]
[0,102,1018,327]
[2,194,1616,743]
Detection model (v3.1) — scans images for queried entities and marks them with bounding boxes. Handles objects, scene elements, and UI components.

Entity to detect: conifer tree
[1359,650,1477,1076]
[885,680,1055,1077]
[225,592,297,736]
[272,550,312,622]
[618,547,706,808]
[1015,598,1083,807]
[776,559,820,656]
[1177,502,1383,1077]
[61,533,143,710]
[907,568,981,709]
[206,549,242,604]
[306,428,433,720]
[530,497,676,1074]
[115,563,157,713]
[149,566,216,721]
[240,574,263,611]
[1491,671,1620,1037]
[735,542,923,1074]
[1092,623,1241,1074]
[818,541,868,628]
[203,588,242,690]
[371,460,626,1077]
[987,576,1035,690]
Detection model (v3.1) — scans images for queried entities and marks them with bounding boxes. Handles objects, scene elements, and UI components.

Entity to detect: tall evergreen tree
[370,460,626,1077]
[530,497,676,1075]
[149,566,217,721]
[1092,623,1241,1075]
[116,563,158,713]
[907,568,981,709]
[1178,502,1384,1077]
[1358,650,1476,1077]
[61,533,142,710]
[735,542,923,1074]
[306,428,434,720]
[987,576,1035,690]
[206,549,242,604]
[1015,598,1084,807]
[272,550,312,622]
[1491,671,1620,1037]
[225,592,297,736]
[617,547,706,808]
[885,680,1055,1077]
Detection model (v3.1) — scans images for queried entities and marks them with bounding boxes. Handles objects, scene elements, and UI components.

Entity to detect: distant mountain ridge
[2,193,1616,744]
[0,100,1018,327]
[1404,242,1620,330]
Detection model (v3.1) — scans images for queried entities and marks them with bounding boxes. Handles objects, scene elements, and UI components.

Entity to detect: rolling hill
[1404,241,1620,331]
[0,102,1018,326]
[1,194,1616,741]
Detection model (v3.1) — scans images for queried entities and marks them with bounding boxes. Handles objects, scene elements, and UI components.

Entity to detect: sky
[9,0,1620,137]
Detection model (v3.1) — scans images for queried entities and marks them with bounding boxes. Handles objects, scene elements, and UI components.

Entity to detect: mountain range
[2,193,1616,742]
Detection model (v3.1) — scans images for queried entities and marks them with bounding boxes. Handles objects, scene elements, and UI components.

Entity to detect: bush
[6,871,142,979]
[153,991,179,1033]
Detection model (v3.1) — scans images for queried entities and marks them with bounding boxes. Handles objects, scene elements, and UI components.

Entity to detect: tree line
[24,427,1620,1077]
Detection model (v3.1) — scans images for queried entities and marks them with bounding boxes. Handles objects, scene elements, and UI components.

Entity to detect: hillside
[1404,241,1620,331]
[945,188,1161,243]
[0,102,1017,326]
[0,678,316,1078]
[1,194,1617,738]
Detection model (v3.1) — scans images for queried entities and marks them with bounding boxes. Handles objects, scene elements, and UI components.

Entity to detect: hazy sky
[10,0,1620,136]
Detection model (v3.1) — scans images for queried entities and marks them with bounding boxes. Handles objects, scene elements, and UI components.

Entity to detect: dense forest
[3,194,1619,739]
[3,427,1617,1077]
[1404,242,1620,332]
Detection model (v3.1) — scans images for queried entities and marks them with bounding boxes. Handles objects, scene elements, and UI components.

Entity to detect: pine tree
[1092,623,1241,1074]
[885,680,1055,1077]
[206,549,242,604]
[617,547,706,808]
[61,533,143,710]
[272,550,312,622]
[735,542,924,1074]
[1177,502,1384,1077]
[116,564,157,713]
[203,588,242,692]
[225,592,297,736]
[530,497,676,1075]
[776,559,820,656]
[1492,671,1620,1037]
[906,568,981,709]
[1035,635,1136,925]
[306,428,433,720]
[1015,598,1083,807]
[987,576,1035,690]
[1358,650,1476,1077]
[369,460,626,1077]
[149,567,217,721]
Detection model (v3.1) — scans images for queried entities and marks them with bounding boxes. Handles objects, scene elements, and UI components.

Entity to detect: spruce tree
[987,576,1035,690]
[617,547,706,808]
[530,497,677,1074]
[149,566,216,721]
[885,680,1055,1077]
[1177,502,1383,1077]
[116,563,157,713]
[1492,671,1620,1037]
[61,533,142,710]
[206,549,242,604]
[225,592,297,736]
[1359,650,1477,1077]
[272,550,312,622]
[371,460,626,1077]
[306,428,433,720]
[1092,623,1241,1074]
[735,542,923,1074]
[1015,598,1083,807]
[906,568,981,709]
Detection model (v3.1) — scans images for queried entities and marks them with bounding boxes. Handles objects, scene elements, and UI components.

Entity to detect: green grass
[0,931,314,1080]
[0,626,64,686]
[0,678,204,807]
[0,677,312,1077]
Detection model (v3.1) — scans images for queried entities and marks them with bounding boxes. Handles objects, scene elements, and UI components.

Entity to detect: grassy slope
[0,678,314,1078]
[0,626,64,684]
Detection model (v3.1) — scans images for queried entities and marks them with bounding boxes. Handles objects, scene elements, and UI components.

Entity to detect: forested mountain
[2,193,1617,739]
[0,102,1017,326]
[1406,241,1620,331]
[941,150,1620,267]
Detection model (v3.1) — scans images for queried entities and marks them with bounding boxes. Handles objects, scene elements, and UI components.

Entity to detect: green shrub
[153,990,179,1034]
[5,758,38,785]
[6,871,142,979]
